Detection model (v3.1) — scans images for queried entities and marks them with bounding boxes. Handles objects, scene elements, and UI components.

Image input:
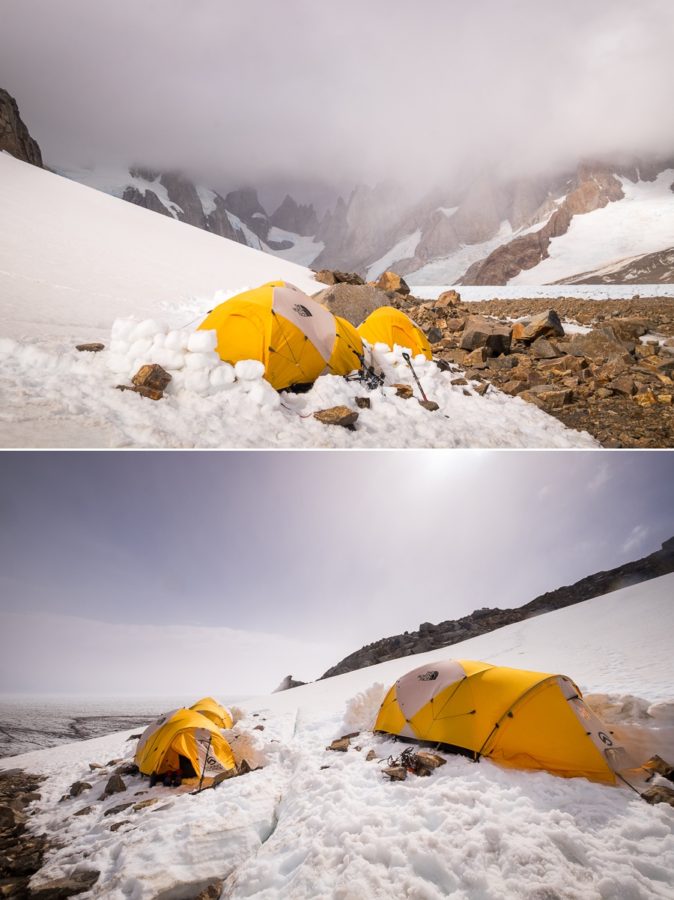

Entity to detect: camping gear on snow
[189,697,233,730]
[375,658,636,785]
[402,352,429,402]
[135,708,235,779]
[197,281,362,390]
[357,307,432,360]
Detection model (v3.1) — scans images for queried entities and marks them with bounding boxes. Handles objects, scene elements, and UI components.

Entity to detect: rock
[382,766,407,781]
[68,781,91,798]
[75,342,105,353]
[607,376,636,396]
[253,724,265,731]
[521,309,565,342]
[375,271,410,296]
[658,393,673,404]
[109,821,129,833]
[355,397,371,409]
[530,337,561,359]
[0,805,26,829]
[434,289,461,308]
[314,406,358,428]
[568,329,630,361]
[608,318,649,342]
[103,802,133,817]
[313,282,394,326]
[473,383,490,396]
[0,88,43,167]
[326,737,351,752]
[465,347,488,369]
[520,385,573,409]
[101,774,126,798]
[643,755,674,782]
[237,760,253,777]
[30,870,100,898]
[88,763,105,771]
[510,322,527,342]
[641,785,674,807]
[131,363,172,392]
[366,750,377,762]
[460,316,511,356]
[426,327,444,344]
[114,763,139,776]
[133,798,161,811]
[415,751,447,769]
[313,269,364,287]
[116,383,165,401]
[393,384,414,399]
[73,806,93,817]
[634,389,657,407]
[418,399,439,411]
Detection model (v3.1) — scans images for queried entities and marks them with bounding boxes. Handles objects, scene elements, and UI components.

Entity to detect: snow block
[235,360,265,381]
[187,330,218,353]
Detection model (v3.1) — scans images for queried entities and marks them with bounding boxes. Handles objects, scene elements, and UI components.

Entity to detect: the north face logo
[418,670,439,681]
[293,304,312,317]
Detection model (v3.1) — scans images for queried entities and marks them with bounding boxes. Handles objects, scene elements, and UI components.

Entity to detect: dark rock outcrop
[0,88,43,166]
[321,537,674,679]
[270,195,319,236]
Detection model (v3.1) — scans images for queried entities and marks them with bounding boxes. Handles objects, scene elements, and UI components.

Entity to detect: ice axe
[402,352,429,402]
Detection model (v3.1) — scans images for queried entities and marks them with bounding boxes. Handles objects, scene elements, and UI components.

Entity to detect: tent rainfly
[375,659,637,784]
[135,708,235,778]
[357,306,432,360]
[190,696,233,730]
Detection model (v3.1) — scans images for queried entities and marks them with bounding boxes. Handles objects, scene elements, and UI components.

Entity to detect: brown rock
[101,774,126,798]
[520,385,572,409]
[30,870,100,898]
[530,337,561,359]
[465,347,488,369]
[103,802,133,817]
[608,376,636,397]
[393,384,414,399]
[75,343,105,353]
[568,329,630,361]
[132,798,161,811]
[521,309,565,342]
[355,397,371,409]
[366,750,377,762]
[132,364,172,392]
[511,322,527,342]
[313,406,359,428]
[68,781,91,798]
[434,289,461,308]
[326,737,351,752]
[382,766,407,781]
[446,316,467,333]
[415,751,447,769]
[460,316,512,356]
[474,383,490,396]
[375,271,410,296]
[314,282,393,326]
[314,270,364,287]
[418,399,439,411]
[0,88,43,167]
[634,389,657,407]
[641,785,674,807]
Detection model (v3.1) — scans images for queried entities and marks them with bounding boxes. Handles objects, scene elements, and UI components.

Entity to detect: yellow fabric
[134,708,235,776]
[327,316,363,376]
[190,697,233,730]
[357,307,432,359]
[198,282,329,390]
[374,659,616,784]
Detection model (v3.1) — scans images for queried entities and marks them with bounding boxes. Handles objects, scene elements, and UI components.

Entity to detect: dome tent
[135,708,235,778]
[357,306,432,360]
[375,659,635,784]
[190,696,233,730]
[198,281,362,390]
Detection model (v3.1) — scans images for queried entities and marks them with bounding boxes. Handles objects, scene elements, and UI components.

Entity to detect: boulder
[568,329,630,361]
[530,337,561,359]
[313,406,359,428]
[426,326,443,344]
[415,751,447,770]
[465,347,488,369]
[375,271,410,295]
[313,283,394,326]
[68,781,91,798]
[521,309,564,342]
[314,270,364,287]
[608,376,636,396]
[608,318,649,342]
[101,774,126,798]
[520,385,573,409]
[460,316,511,356]
[30,870,100,899]
[434,289,461,308]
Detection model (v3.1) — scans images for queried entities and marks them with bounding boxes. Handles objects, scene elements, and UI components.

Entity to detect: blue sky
[1,450,672,694]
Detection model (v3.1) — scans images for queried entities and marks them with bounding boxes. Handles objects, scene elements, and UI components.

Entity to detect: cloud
[1,0,673,194]
[622,524,651,554]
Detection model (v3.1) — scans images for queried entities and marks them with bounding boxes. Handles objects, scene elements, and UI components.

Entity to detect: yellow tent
[375,659,633,784]
[190,696,233,730]
[135,708,235,777]
[357,307,432,360]
[198,281,362,390]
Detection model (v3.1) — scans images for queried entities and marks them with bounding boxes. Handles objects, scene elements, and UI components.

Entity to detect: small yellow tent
[375,659,633,784]
[190,696,233,730]
[357,307,432,360]
[197,281,362,390]
[135,708,235,777]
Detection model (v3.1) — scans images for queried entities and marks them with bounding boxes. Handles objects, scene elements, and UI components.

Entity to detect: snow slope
[0,154,597,449]
[511,170,674,286]
[3,574,673,899]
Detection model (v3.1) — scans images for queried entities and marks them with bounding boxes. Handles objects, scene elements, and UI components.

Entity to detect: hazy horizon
[1,0,673,206]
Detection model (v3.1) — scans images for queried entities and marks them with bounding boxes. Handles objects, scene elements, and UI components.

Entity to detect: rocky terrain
[0,88,42,167]
[321,537,674,679]
[559,247,674,285]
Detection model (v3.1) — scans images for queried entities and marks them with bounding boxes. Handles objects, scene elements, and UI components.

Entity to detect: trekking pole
[401,352,428,402]
[197,734,212,794]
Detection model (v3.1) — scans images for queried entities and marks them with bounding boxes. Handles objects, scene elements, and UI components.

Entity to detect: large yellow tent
[357,307,432,360]
[198,281,362,390]
[135,708,235,778]
[190,696,233,730]
[375,659,634,784]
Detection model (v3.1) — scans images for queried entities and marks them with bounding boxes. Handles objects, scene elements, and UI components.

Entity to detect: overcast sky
[1,451,672,696]
[1,0,673,201]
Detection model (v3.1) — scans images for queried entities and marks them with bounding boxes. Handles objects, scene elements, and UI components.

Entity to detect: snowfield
[3,574,673,899]
[0,154,597,449]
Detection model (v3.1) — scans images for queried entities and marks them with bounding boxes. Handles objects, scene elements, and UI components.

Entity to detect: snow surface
[407,221,515,285]
[366,229,422,281]
[411,284,674,301]
[3,575,673,899]
[511,170,674,285]
[0,154,597,449]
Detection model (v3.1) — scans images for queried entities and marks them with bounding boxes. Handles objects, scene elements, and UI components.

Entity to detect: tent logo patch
[293,304,313,317]
[598,731,613,746]
[418,670,439,681]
